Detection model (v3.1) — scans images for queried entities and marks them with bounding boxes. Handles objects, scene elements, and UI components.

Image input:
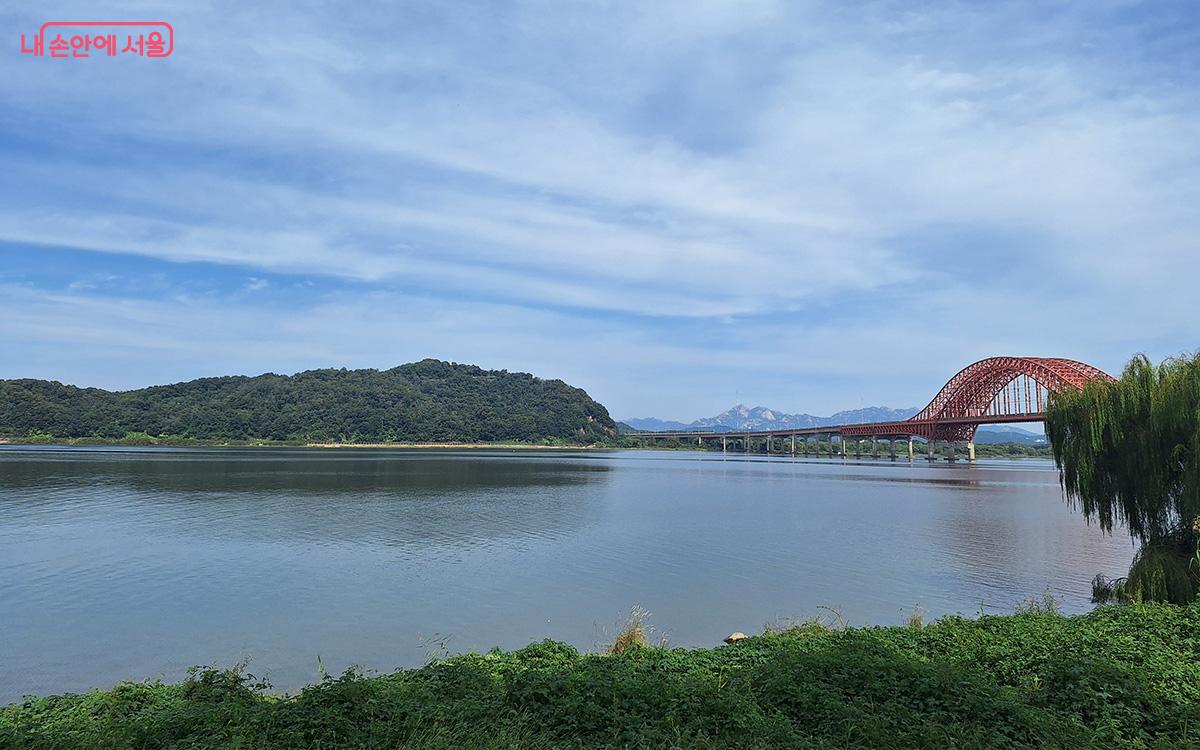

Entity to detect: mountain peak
[623,404,922,433]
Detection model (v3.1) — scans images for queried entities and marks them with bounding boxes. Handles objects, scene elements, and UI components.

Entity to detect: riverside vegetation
[3,603,1198,749]
[1047,352,1200,604]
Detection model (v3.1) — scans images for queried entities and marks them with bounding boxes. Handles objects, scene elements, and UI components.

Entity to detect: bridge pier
[968,441,975,462]
[649,426,965,464]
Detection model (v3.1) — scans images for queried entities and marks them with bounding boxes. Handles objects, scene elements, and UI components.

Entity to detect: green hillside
[0,359,616,444]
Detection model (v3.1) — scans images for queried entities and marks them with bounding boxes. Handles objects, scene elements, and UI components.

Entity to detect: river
[0,446,1135,703]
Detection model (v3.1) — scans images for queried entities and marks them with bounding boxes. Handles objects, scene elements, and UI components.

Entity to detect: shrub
[3,604,1199,748]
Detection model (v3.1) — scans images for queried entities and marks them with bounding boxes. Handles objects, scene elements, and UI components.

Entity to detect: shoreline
[304,442,602,450]
[0,438,609,450]
[0,437,1050,457]
[3,604,1194,746]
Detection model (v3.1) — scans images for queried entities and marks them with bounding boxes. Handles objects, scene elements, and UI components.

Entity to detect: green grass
[4,604,1200,749]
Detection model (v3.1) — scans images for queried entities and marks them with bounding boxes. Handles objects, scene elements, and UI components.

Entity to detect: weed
[1016,587,1061,615]
[607,606,668,654]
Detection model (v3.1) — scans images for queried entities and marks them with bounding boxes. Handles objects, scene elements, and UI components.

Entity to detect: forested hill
[0,360,618,443]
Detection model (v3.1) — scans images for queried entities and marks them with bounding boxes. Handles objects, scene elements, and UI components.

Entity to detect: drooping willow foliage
[1045,352,1200,603]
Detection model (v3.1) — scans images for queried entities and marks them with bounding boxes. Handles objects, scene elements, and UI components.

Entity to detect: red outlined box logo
[20,22,173,59]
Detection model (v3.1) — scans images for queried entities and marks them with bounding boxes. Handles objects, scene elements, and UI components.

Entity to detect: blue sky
[2,1,1198,420]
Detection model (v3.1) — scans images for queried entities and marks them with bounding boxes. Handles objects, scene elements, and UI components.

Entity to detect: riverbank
[0,435,1048,457]
[305,442,601,450]
[4,604,1196,749]
[0,436,608,450]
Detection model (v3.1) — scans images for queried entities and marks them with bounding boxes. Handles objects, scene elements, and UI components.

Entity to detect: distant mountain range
[970,425,1046,445]
[620,404,1046,444]
[622,404,921,433]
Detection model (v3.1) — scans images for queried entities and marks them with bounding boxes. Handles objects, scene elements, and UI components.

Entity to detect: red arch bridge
[628,356,1116,461]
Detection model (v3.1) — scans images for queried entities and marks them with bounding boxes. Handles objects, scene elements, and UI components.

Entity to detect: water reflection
[0,448,609,548]
[0,447,1134,704]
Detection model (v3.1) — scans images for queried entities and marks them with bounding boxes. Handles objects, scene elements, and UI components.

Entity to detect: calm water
[0,446,1135,704]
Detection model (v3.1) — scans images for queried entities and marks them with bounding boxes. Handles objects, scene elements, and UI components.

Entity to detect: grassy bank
[4,604,1199,749]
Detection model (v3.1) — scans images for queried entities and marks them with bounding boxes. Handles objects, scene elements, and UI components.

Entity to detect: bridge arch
[902,356,1116,440]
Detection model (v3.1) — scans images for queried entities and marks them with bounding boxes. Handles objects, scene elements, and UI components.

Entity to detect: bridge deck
[627,413,1043,441]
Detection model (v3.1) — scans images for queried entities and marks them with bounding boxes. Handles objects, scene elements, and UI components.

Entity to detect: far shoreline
[0,437,610,450]
[305,442,603,450]
[0,437,1051,458]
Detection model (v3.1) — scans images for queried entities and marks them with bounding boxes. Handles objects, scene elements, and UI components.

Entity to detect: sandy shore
[304,442,603,450]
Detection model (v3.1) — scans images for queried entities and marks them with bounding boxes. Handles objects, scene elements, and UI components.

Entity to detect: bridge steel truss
[630,356,1116,456]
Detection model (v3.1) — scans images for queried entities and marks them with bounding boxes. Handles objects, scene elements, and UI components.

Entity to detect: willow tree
[1045,352,1200,604]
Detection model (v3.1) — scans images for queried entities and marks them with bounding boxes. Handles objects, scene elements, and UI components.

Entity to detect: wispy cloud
[1,1,1197,416]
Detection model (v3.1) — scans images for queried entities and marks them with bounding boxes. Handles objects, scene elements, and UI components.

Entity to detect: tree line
[0,359,618,444]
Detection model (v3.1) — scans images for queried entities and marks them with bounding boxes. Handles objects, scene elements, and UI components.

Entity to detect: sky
[2,1,1198,421]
